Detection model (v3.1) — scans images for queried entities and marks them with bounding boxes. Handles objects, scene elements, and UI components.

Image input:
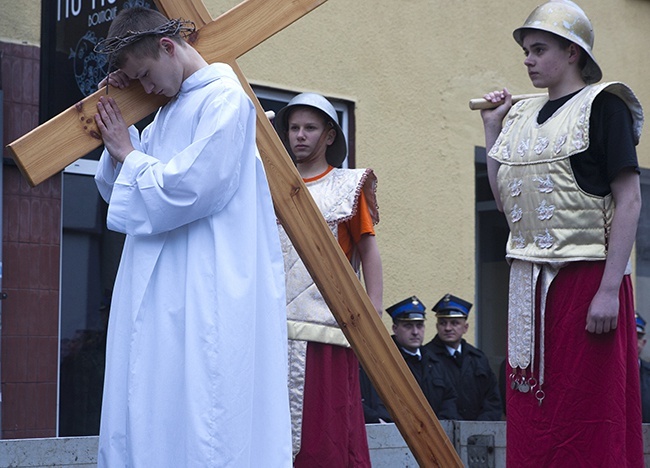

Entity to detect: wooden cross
[7,1,462,465]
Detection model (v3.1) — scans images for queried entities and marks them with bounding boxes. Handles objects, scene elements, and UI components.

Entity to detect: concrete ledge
[454,421,506,467]
[367,421,503,467]
[0,436,98,468]
[369,421,650,467]
[3,423,650,467]
[366,420,453,467]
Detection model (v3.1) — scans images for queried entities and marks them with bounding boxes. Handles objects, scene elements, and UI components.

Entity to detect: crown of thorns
[94,19,196,55]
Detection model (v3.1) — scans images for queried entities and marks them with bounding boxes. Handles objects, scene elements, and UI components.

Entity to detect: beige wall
[3,0,650,344]
[209,0,650,342]
[0,0,40,45]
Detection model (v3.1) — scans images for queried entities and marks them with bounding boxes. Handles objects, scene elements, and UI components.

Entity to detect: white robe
[95,63,292,467]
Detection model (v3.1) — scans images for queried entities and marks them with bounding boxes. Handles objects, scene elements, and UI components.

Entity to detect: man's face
[121,39,183,98]
[638,333,647,357]
[522,30,575,90]
[436,317,468,348]
[392,320,425,352]
[287,108,335,165]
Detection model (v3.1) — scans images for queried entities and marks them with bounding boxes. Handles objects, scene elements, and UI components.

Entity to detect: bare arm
[357,234,383,315]
[480,89,513,212]
[586,169,641,334]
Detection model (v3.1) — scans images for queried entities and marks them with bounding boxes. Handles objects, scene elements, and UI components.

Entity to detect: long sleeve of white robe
[94,63,292,468]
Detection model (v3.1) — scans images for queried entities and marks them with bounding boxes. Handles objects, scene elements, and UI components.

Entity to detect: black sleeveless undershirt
[537,88,638,197]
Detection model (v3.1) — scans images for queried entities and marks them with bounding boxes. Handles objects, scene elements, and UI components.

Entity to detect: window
[59,159,114,436]
[475,148,509,375]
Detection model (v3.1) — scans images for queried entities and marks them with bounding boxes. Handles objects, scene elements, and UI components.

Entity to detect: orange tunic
[294,166,376,468]
[303,165,376,259]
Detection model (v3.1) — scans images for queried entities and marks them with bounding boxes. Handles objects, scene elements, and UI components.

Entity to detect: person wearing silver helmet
[274,92,383,466]
[480,1,644,466]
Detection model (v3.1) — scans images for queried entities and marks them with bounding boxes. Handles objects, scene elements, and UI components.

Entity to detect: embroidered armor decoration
[516,139,529,158]
[534,136,549,155]
[535,200,555,221]
[534,229,555,249]
[510,204,523,223]
[489,82,643,264]
[502,143,511,160]
[509,179,523,197]
[573,129,586,150]
[553,134,568,154]
[512,232,526,249]
[533,175,554,193]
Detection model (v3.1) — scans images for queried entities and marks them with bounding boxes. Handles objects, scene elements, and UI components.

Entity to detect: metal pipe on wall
[0,48,5,436]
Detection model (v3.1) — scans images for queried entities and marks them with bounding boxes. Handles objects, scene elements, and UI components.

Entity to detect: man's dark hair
[106,7,185,69]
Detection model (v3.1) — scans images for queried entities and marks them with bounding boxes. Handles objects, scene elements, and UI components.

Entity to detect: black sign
[40,0,156,158]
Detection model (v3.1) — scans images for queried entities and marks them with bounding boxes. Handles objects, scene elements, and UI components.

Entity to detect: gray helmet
[513,1,602,84]
[274,93,347,167]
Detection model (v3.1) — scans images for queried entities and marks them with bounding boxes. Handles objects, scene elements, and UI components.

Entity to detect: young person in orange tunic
[480,1,644,465]
[93,7,291,467]
[274,92,383,467]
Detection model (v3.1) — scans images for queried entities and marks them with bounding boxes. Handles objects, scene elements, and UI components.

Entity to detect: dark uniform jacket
[360,336,459,423]
[424,335,502,421]
[640,359,650,423]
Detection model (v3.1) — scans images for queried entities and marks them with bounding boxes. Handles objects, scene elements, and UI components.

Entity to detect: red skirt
[294,342,371,468]
[507,261,643,467]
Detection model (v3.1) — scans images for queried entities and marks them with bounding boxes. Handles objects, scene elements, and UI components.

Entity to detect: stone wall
[3,422,650,467]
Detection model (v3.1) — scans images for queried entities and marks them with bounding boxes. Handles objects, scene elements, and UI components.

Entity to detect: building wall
[211,0,650,337]
[1,39,60,439]
[3,0,649,343]
[0,0,40,46]
[1,0,649,438]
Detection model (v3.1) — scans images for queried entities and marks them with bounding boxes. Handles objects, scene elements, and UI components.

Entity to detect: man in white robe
[93,7,291,467]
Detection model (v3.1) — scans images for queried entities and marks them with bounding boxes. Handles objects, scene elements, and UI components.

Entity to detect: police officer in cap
[424,294,502,421]
[360,296,458,423]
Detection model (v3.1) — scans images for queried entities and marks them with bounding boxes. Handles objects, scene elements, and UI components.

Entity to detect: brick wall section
[1,41,61,439]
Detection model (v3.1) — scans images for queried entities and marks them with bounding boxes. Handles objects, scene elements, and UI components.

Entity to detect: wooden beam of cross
[7,1,462,466]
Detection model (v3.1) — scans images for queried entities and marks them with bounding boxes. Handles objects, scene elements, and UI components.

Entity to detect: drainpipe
[0,49,5,436]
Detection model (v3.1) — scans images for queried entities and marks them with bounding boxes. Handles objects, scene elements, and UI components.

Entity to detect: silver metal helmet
[274,93,347,167]
[513,0,602,84]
